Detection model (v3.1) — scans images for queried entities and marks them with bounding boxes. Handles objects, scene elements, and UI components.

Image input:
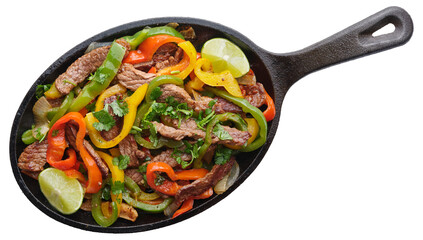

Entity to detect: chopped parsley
[111,180,125,198]
[143,97,193,128]
[154,174,166,186]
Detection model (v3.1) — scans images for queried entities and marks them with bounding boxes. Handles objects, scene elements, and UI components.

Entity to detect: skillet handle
[284,6,413,85]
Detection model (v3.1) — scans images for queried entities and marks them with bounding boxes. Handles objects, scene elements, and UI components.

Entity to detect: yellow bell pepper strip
[94,84,127,112]
[44,82,62,99]
[194,58,243,98]
[85,83,148,148]
[156,41,197,80]
[96,151,124,215]
[225,118,259,150]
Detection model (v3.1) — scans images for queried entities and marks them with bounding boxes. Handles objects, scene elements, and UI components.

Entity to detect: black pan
[9,6,413,233]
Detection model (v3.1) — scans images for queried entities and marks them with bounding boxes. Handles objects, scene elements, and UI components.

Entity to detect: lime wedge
[38,168,84,215]
[201,38,250,78]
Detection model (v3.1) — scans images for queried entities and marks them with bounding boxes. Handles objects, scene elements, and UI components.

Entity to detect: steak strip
[116,63,156,91]
[158,84,242,114]
[55,46,110,95]
[172,157,235,208]
[153,119,251,146]
[18,140,48,173]
[118,134,146,168]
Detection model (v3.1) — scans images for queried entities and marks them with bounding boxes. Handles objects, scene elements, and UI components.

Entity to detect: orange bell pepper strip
[262,89,276,122]
[123,35,185,64]
[48,112,102,193]
[64,168,87,183]
[146,162,208,196]
[46,128,77,170]
[156,41,197,80]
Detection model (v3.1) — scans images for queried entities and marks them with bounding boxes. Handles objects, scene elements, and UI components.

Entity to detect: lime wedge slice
[201,38,250,78]
[38,168,84,215]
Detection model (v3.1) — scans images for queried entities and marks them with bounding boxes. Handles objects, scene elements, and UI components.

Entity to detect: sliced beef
[153,121,204,141]
[154,118,251,146]
[178,26,196,40]
[55,46,110,95]
[99,95,123,141]
[18,140,48,172]
[116,63,156,91]
[133,60,155,72]
[240,82,266,108]
[158,84,242,114]
[118,134,145,168]
[153,43,184,71]
[125,168,145,186]
[172,157,235,207]
[150,149,191,169]
[65,124,109,178]
[213,97,242,114]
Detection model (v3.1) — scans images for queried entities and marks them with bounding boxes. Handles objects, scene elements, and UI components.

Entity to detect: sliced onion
[164,201,179,217]
[236,71,256,85]
[214,161,240,194]
[84,41,112,54]
[191,89,202,101]
[32,96,52,139]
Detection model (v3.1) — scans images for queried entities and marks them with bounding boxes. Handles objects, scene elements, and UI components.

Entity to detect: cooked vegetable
[194,58,243,98]
[17,23,273,226]
[205,86,267,152]
[68,41,126,112]
[48,112,103,193]
[85,83,148,148]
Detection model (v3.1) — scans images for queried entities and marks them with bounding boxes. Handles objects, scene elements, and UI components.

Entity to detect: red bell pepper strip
[172,188,214,218]
[123,35,185,64]
[146,162,208,196]
[46,127,77,170]
[48,112,102,193]
[262,89,276,122]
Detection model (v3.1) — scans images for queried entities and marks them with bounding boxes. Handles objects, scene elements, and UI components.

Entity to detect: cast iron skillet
[10,6,413,233]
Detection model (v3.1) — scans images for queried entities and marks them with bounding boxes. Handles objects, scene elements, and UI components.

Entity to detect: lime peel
[201,38,250,78]
[38,168,84,215]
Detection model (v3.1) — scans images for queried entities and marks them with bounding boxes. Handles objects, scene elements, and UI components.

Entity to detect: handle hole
[372,23,395,37]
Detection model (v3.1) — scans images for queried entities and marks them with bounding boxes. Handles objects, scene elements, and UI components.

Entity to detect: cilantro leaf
[92,108,116,131]
[150,87,163,101]
[213,123,233,141]
[111,180,125,196]
[112,155,131,170]
[35,84,52,99]
[214,145,233,165]
[109,99,129,117]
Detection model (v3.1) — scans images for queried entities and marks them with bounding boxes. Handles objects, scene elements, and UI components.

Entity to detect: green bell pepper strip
[48,91,74,127]
[124,175,160,201]
[21,129,37,145]
[68,41,126,112]
[122,26,185,50]
[194,112,248,168]
[91,179,119,227]
[133,75,185,149]
[204,86,267,153]
[122,193,173,213]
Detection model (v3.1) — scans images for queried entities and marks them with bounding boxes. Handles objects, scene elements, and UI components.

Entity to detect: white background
[2,0,422,239]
